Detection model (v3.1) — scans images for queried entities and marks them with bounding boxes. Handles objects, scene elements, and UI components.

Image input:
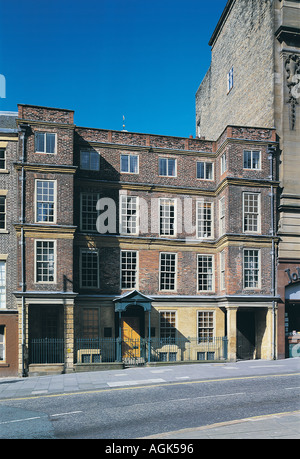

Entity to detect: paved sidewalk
[144,411,300,439]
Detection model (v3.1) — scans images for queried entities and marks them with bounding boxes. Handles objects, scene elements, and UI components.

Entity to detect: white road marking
[0,411,83,425]
[175,376,190,380]
[107,378,165,387]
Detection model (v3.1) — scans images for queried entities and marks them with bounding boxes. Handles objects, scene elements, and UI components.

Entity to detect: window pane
[160,311,176,341]
[36,133,45,152]
[198,255,213,291]
[168,159,176,176]
[252,151,260,169]
[90,152,100,170]
[0,196,5,229]
[121,251,137,289]
[130,155,138,173]
[0,262,5,309]
[159,158,167,176]
[46,133,56,154]
[197,162,204,179]
[121,155,129,172]
[81,151,90,169]
[160,253,176,290]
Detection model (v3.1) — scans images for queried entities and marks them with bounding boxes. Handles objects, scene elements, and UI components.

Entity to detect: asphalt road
[0,359,299,440]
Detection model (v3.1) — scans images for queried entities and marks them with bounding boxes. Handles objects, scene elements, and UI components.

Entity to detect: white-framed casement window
[160,311,176,341]
[0,196,6,230]
[80,248,99,289]
[120,250,138,290]
[197,201,213,239]
[227,66,234,93]
[159,252,177,291]
[221,152,227,174]
[80,193,100,232]
[120,195,139,235]
[159,198,176,236]
[80,150,100,171]
[196,161,213,180]
[220,250,225,291]
[243,150,261,170]
[198,311,214,342]
[35,240,56,283]
[243,249,260,289]
[219,197,225,236]
[159,158,177,177]
[35,132,56,154]
[0,261,6,309]
[197,254,214,292]
[0,148,6,170]
[243,192,261,233]
[0,325,5,362]
[36,180,56,223]
[120,154,139,174]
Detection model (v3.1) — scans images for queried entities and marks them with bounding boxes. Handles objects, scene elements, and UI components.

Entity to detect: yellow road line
[0,372,299,403]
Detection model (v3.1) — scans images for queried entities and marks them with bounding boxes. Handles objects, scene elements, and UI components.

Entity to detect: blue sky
[0,0,226,137]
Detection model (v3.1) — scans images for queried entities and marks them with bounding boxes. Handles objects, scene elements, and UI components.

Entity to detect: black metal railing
[30,338,64,364]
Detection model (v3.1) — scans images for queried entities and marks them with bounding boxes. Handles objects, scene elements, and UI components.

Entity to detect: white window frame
[80,192,101,233]
[197,201,214,239]
[243,192,261,234]
[227,66,234,93]
[196,161,214,180]
[197,254,214,292]
[80,248,100,289]
[159,310,177,341]
[0,325,5,362]
[120,195,139,235]
[35,132,57,154]
[0,261,6,309]
[159,198,177,237]
[35,180,57,224]
[80,150,100,171]
[159,157,177,177]
[221,153,227,174]
[120,250,139,290]
[219,197,225,236]
[35,240,57,284]
[220,250,225,291]
[243,150,261,170]
[197,310,214,343]
[159,252,177,292]
[243,249,261,290]
[120,154,139,174]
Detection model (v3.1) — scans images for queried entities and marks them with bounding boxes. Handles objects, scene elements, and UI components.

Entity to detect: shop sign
[285,267,300,284]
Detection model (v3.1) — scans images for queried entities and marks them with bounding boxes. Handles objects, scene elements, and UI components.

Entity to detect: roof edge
[208,0,236,47]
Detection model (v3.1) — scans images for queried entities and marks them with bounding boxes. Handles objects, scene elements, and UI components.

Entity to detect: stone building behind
[196,0,300,359]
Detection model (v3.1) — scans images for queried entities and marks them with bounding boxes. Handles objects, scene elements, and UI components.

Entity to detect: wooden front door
[121,317,141,359]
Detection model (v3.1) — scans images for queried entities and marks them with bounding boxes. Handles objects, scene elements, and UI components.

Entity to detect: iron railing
[75,336,228,364]
[30,338,64,364]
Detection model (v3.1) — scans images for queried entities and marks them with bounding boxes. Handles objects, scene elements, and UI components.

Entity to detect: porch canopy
[113,290,153,313]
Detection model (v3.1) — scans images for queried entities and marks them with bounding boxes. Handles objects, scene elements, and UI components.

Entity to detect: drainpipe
[19,125,27,376]
[268,144,277,360]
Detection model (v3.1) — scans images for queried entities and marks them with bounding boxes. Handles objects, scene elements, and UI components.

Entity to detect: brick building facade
[0,112,19,376]
[5,103,278,376]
